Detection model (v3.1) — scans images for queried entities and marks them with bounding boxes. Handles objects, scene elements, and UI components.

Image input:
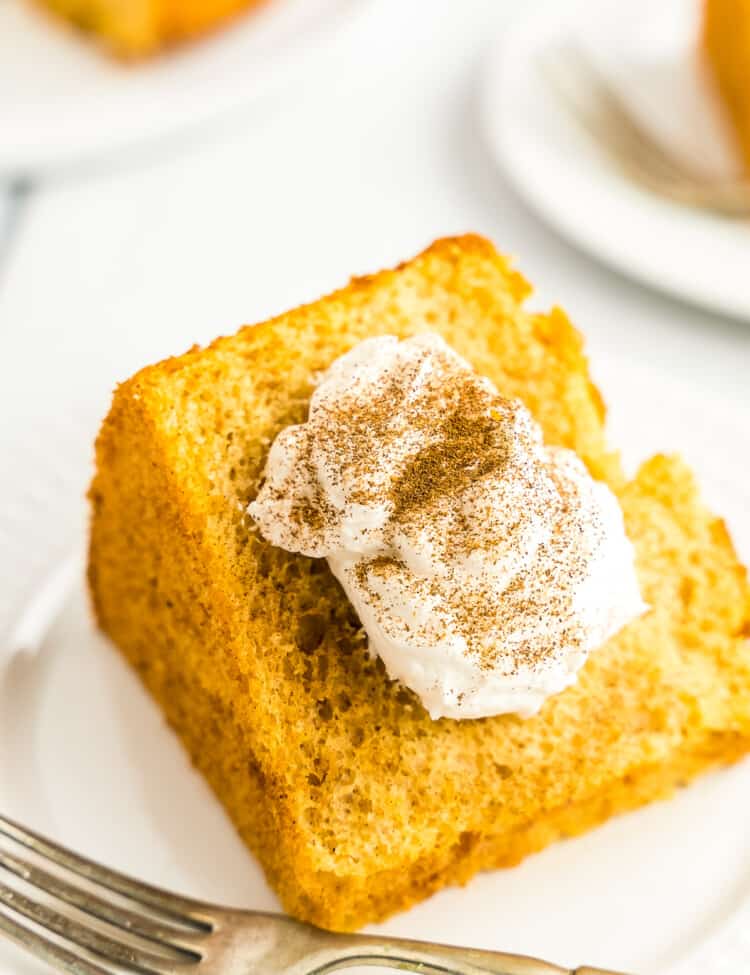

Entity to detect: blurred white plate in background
[482,0,750,321]
[0,0,365,175]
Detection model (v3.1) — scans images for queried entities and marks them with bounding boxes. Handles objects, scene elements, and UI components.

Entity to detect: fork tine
[540,41,750,215]
[0,815,210,930]
[539,50,641,165]
[0,881,182,975]
[540,44,692,183]
[558,44,701,182]
[0,906,111,975]
[0,848,201,959]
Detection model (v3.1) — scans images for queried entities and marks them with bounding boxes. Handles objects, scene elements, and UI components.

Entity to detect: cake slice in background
[703,0,750,171]
[35,0,267,57]
[88,236,750,931]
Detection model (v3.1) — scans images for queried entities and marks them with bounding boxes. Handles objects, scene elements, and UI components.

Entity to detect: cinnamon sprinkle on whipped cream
[248,333,646,720]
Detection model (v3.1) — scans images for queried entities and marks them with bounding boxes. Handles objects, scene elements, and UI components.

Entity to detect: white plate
[1,357,750,975]
[0,0,366,175]
[481,0,750,322]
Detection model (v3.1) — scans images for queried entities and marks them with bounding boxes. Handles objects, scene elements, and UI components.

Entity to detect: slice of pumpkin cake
[88,235,750,931]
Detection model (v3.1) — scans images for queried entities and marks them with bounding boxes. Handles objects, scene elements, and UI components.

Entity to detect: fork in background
[0,812,627,975]
[538,42,750,217]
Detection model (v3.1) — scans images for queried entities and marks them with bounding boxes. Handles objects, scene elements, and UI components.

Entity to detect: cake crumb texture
[88,235,750,931]
[704,0,750,171]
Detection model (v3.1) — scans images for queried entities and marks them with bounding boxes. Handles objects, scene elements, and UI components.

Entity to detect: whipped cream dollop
[248,333,646,720]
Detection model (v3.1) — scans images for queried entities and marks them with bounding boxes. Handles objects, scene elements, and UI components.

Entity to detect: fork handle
[305,931,630,975]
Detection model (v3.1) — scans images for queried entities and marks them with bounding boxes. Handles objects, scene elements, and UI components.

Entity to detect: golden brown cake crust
[88,235,750,930]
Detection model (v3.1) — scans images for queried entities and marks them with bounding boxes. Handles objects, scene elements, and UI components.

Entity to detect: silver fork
[539,42,750,217]
[0,813,627,975]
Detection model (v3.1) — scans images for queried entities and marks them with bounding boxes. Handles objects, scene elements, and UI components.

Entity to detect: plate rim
[479,0,750,323]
